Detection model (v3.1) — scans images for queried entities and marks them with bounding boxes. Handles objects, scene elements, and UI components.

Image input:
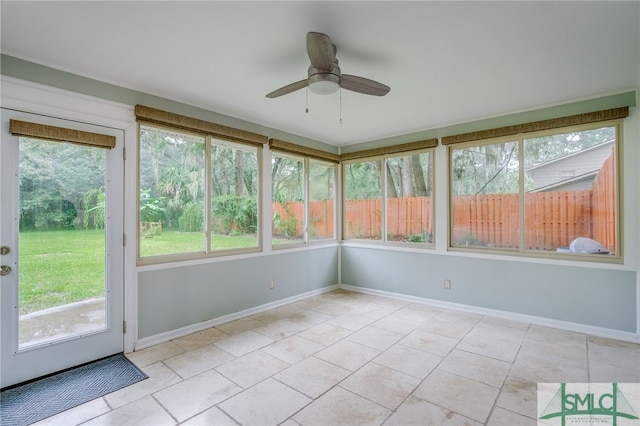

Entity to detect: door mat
[0,353,147,426]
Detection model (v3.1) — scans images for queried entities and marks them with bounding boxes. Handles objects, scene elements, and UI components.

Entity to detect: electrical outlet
[444,279,452,290]
[269,279,275,289]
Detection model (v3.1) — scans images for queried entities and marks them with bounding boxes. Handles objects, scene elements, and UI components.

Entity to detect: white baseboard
[339,284,640,344]
[134,285,339,351]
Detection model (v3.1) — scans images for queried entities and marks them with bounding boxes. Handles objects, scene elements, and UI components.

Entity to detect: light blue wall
[138,246,339,338]
[341,246,637,332]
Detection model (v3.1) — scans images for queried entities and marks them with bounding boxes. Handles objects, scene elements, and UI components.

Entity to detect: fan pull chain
[305,88,309,113]
[339,88,343,124]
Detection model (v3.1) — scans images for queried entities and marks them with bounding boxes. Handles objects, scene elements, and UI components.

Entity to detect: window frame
[341,147,436,248]
[270,150,338,249]
[137,122,263,265]
[447,120,623,263]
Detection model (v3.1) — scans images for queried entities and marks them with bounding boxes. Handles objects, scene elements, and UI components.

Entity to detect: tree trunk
[411,154,428,196]
[386,161,398,198]
[402,156,414,197]
[235,149,244,195]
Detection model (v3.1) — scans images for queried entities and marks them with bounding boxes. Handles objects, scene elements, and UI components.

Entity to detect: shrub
[212,195,257,235]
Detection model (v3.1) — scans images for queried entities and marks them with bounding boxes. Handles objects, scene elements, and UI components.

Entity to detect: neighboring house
[526,139,614,192]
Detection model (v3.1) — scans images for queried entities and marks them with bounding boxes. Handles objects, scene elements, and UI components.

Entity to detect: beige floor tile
[346,325,403,350]
[340,363,420,410]
[373,344,442,379]
[215,317,265,335]
[525,325,586,347]
[384,396,482,426]
[456,331,521,362]
[217,378,310,426]
[297,322,353,346]
[215,350,289,388]
[33,397,111,426]
[274,356,350,398]
[285,309,333,326]
[280,420,301,426]
[261,335,325,364]
[486,407,536,426]
[510,351,589,383]
[480,315,530,330]
[293,386,391,426]
[172,327,229,351]
[104,362,181,409]
[251,304,301,324]
[371,312,423,335]
[326,311,378,331]
[83,395,175,426]
[42,290,639,426]
[519,338,587,365]
[181,406,237,426]
[154,369,241,423]
[589,362,640,382]
[439,349,510,388]
[413,369,500,423]
[418,317,478,340]
[495,375,538,419]
[310,301,357,316]
[126,341,184,367]
[213,330,275,357]
[588,335,640,371]
[399,329,459,356]
[163,343,235,379]
[468,321,527,344]
[315,339,381,371]
[254,318,307,340]
[398,303,443,318]
[434,310,483,324]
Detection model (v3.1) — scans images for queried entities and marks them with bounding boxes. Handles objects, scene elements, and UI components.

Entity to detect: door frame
[1,77,137,371]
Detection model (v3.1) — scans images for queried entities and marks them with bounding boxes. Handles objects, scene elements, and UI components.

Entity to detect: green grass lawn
[19,229,259,315]
[19,229,106,315]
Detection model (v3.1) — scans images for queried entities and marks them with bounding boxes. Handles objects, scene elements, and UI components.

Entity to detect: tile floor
[34,289,640,426]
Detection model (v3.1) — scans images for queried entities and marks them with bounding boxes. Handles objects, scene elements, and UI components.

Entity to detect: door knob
[0,265,11,276]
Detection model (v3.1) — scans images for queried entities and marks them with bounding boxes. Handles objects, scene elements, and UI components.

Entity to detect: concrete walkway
[19,298,106,347]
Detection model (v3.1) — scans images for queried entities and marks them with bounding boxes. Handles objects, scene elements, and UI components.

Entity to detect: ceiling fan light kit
[266,32,390,99]
[308,71,340,95]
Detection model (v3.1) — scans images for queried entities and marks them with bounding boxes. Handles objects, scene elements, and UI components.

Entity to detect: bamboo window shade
[135,105,268,147]
[340,138,438,161]
[9,119,116,149]
[441,107,629,145]
[269,139,340,163]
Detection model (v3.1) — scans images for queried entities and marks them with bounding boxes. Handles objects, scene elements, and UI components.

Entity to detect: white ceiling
[1,1,639,147]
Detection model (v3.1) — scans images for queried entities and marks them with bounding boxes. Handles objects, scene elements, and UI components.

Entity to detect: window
[271,151,337,245]
[271,153,304,243]
[138,125,260,261]
[343,150,435,245]
[450,123,620,259]
[309,159,336,241]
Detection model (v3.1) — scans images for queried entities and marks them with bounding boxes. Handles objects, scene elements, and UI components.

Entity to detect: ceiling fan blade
[340,74,390,96]
[307,32,335,70]
[266,79,308,98]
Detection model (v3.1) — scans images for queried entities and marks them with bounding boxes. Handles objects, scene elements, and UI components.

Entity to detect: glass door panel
[18,138,107,348]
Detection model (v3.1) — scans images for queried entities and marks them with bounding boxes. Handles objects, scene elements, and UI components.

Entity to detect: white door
[0,109,124,388]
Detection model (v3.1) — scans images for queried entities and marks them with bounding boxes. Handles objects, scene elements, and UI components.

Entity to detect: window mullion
[518,138,525,253]
[304,158,309,243]
[382,157,387,241]
[205,136,212,253]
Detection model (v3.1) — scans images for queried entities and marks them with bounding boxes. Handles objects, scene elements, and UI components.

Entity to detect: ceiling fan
[266,32,390,98]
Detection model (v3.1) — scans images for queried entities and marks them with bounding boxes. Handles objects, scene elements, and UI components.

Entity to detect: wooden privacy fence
[274,189,614,250]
